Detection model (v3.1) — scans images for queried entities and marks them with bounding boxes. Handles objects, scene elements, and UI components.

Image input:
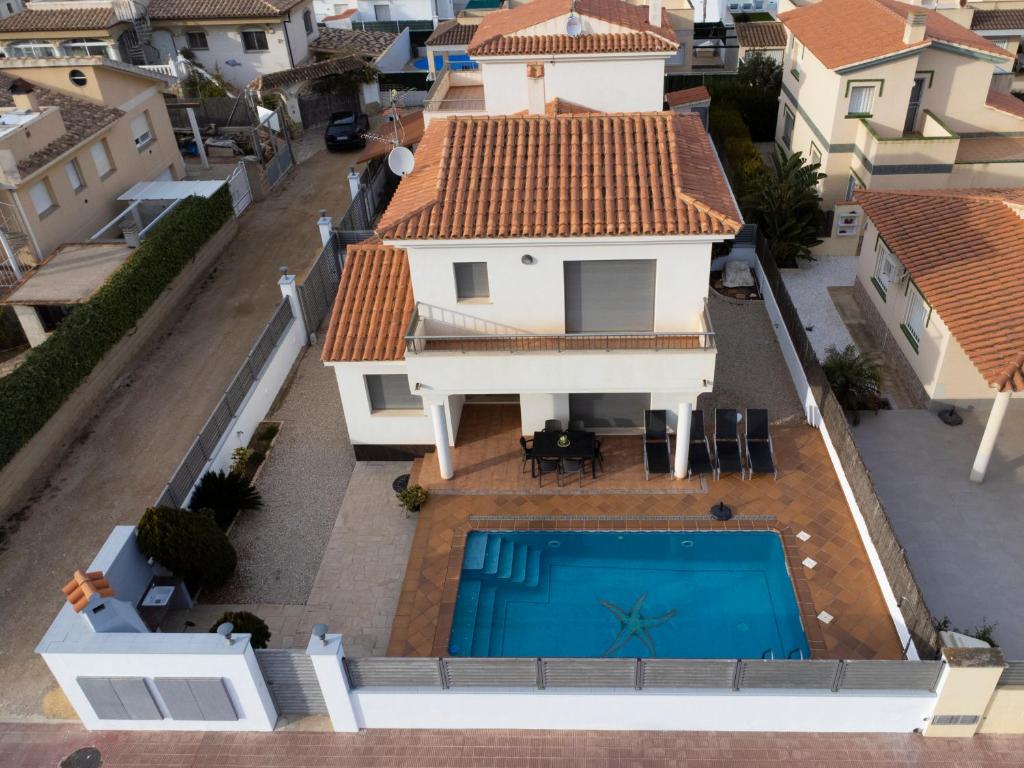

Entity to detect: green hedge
[0,187,234,469]
[709,104,766,204]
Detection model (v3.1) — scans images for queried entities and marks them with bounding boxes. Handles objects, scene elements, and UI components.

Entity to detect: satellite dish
[388,146,416,177]
[565,13,582,37]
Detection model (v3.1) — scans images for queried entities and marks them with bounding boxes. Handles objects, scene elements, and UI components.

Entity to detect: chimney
[526,62,545,116]
[8,78,38,112]
[903,11,927,45]
[649,0,662,26]
[62,569,148,633]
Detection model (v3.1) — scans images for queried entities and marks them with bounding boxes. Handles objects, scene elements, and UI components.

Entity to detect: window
[809,143,821,167]
[790,38,804,79]
[62,38,110,57]
[131,111,153,149]
[241,29,269,52]
[68,69,87,87]
[185,31,209,50]
[374,4,391,21]
[66,159,85,192]
[871,239,901,299]
[781,105,795,148]
[844,172,863,202]
[7,40,56,57]
[848,85,875,116]
[28,179,55,216]
[90,140,114,178]
[366,374,421,411]
[454,262,489,300]
[303,9,314,35]
[902,286,929,349]
[564,260,655,333]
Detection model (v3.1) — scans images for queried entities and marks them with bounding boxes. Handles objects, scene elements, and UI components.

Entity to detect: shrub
[210,610,271,649]
[396,484,428,512]
[0,188,233,470]
[188,470,262,530]
[257,424,279,442]
[230,446,251,476]
[822,344,883,425]
[137,506,237,591]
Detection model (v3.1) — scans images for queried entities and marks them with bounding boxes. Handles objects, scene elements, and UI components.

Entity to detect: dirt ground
[0,145,357,719]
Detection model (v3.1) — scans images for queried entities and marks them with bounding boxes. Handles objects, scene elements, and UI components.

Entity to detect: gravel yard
[780,255,857,360]
[203,344,355,605]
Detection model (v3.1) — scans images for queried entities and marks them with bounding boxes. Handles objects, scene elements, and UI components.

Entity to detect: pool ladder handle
[761,648,805,660]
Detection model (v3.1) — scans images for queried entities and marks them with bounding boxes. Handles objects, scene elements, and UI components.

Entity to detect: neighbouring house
[735,19,785,63]
[665,84,710,127]
[348,0,456,24]
[0,0,24,19]
[853,187,1024,482]
[321,110,740,465]
[0,0,320,91]
[776,0,1024,254]
[968,7,1024,92]
[304,25,409,110]
[422,18,478,78]
[424,0,680,122]
[0,58,183,265]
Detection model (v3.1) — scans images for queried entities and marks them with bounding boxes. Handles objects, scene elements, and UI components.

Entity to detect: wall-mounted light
[521,254,536,265]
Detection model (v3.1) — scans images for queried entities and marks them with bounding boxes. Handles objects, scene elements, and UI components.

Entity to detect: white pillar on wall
[674,402,692,479]
[278,271,308,343]
[306,630,359,732]
[317,209,332,247]
[431,402,454,479]
[970,390,1012,483]
[347,168,361,200]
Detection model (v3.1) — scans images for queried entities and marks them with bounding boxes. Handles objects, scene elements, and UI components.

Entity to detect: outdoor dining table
[532,430,598,478]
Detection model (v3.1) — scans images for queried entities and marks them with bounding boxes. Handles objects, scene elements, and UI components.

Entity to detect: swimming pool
[449,531,809,659]
[412,54,476,71]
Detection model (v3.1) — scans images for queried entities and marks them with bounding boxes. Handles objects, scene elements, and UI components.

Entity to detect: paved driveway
[854,403,1024,657]
[0,146,357,719]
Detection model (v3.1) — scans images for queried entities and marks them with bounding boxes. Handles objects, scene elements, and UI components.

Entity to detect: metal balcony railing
[404,301,716,354]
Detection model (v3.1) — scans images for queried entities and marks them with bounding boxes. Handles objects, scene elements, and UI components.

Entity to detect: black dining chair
[569,419,586,432]
[544,419,563,433]
[519,436,535,476]
[593,438,605,471]
[537,457,560,487]
[559,457,592,487]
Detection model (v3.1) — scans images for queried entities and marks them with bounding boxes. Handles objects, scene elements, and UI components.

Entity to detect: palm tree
[742,148,826,266]
[822,344,883,425]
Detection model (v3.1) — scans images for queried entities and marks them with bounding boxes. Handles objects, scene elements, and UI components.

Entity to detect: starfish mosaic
[598,592,676,657]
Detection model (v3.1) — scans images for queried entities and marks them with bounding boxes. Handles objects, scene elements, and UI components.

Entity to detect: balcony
[852,111,959,179]
[423,67,485,125]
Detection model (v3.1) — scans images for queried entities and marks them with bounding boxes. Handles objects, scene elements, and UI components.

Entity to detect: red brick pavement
[2,723,1022,767]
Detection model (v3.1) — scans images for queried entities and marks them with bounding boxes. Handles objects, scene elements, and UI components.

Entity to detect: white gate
[228,161,253,216]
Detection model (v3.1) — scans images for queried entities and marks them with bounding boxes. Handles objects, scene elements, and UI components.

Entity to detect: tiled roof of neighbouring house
[253,55,365,91]
[735,21,787,49]
[147,0,307,19]
[377,112,740,240]
[468,0,677,56]
[0,73,121,177]
[779,0,1011,70]
[322,8,357,21]
[425,19,479,47]
[970,9,1024,31]
[0,6,118,32]
[62,570,114,612]
[322,241,413,363]
[665,85,710,107]
[855,188,1024,392]
[310,27,398,58]
[985,90,1024,120]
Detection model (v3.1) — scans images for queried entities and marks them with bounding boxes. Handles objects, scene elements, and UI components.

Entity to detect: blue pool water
[412,54,475,71]
[449,531,810,660]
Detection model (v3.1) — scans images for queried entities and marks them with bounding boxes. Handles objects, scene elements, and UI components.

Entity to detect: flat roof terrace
[2,241,133,306]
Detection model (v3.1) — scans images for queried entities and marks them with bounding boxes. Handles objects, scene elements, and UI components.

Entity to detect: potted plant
[396,484,428,514]
[822,344,883,425]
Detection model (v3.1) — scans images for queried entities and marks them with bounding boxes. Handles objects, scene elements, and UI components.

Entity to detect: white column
[186,106,209,169]
[431,402,454,479]
[306,630,359,732]
[674,402,692,479]
[13,304,47,347]
[970,390,1012,483]
[278,271,309,343]
[317,209,332,247]
[427,46,437,79]
[347,168,361,200]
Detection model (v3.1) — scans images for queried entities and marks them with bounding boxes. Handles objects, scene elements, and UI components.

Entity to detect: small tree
[737,51,782,92]
[305,63,379,96]
[137,507,237,591]
[188,470,262,531]
[742,148,826,266]
[210,611,271,649]
[822,344,883,425]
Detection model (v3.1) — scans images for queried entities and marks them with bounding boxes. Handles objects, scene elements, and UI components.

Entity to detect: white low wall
[351,688,934,732]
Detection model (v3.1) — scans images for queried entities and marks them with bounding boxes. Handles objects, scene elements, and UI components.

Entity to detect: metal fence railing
[998,661,1024,687]
[298,232,345,335]
[344,657,945,692]
[156,298,294,508]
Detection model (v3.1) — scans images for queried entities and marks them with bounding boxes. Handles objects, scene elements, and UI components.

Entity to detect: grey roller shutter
[454,262,490,299]
[154,678,238,721]
[78,677,162,720]
[155,679,203,720]
[189,679,238,721]
[366,374,421,410]
[569,393,651,428]
[111,678,162,720]
[78,678,127,720]
[564,260,656,333]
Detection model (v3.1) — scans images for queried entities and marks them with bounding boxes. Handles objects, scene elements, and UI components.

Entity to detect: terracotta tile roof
[0,73,121,178]
[855,188,1024,391]
[468,0,677,56]
[148,0,307,20]
[955,135,1024,164]
[253,55,365,91]
[310,27,398,58]
[544,97,595,115]
[986,90,1024,120]
[779,0,1012,70]
[323,8,357,21]
[736,20,787,49]
[378,112,740,240]
[971,9,1024,31]
[62,570,114,612]
[0,6,118,32]
[322,241,414,363]
[426,19,479,47]
[666,85,710,107]
[355,109,425,162]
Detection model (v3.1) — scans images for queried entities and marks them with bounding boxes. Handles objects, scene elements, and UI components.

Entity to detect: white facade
[355,0,453,22]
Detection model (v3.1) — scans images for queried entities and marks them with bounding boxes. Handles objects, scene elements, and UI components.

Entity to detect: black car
[324,110,369,151]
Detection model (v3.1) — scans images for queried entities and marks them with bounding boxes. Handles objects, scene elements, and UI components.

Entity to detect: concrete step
[462,531,489,572]
[448,578,482,655]
[496,539,515,579]
[525,549,542,588]
[471,585,497,656]
[482,534,502,575]
[509,543,528,584]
